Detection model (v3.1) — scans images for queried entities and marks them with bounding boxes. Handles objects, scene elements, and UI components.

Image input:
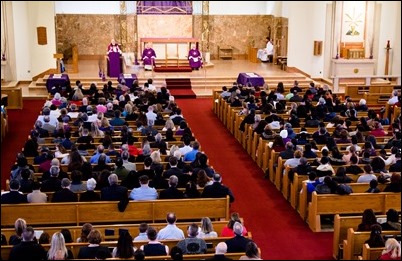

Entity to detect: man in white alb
[257,37,274,63]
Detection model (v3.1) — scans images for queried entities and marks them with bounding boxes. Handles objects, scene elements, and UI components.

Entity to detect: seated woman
[221,212,248,237]
[357,209,380,231]
[188,44,202,70]
[77,229,111,259]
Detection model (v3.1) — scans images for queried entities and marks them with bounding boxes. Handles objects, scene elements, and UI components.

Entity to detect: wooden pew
[307,192,401,232]
[1,235,255,260]
[297,175,388,222]
[1,197,230,227]
[332,214,397,260]
[343,228,400,260]
[359,243,385,260]
[1,220,235,244]
[255,137,269,169]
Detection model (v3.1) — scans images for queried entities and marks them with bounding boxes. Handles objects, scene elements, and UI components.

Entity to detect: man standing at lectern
[188,44,202,70]
[142,43,156,71]
[107,39,123,77]
[108,38,122,54]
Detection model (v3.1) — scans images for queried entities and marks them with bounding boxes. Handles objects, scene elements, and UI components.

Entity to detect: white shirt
[387,96,399,105]
[266,41,274,55]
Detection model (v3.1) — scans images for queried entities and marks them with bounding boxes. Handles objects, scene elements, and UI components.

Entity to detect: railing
[331,74,401,92]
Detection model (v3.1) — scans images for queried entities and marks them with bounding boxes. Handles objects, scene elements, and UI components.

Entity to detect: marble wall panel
[56,14,120,56]
[55,14,287,59]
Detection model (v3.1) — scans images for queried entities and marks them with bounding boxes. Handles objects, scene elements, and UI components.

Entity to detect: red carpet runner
[176,97,333,260]
[154,66,192,73]
[166,78,196,99]
[1,99,46,190]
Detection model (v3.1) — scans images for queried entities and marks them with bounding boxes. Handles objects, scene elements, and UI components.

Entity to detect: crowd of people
[2,212,262,260]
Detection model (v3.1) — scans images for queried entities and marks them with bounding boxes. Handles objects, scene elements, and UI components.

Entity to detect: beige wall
[55,14,284,60]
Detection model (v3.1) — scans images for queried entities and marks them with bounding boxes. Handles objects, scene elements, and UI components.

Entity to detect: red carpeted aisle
[166,78,196,99]
[176,97,333,260]
[1,99,45,190]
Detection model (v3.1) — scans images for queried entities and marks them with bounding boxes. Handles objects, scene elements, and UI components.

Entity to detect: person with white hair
[142,42,156,71]
[387,90,400,105]
[379,238,401,260]
[80,178,101,201]
[356,99,368,111]
[224,222,253,253]
[51,92,63,107]
[209,242,230,260]
[100,173,128,201]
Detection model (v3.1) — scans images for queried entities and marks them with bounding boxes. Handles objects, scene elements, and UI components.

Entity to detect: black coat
[52,188,78,202]
[1,191,28,204]
[201,182,235,203]
[159,187,184,199]
[100,184,128,201]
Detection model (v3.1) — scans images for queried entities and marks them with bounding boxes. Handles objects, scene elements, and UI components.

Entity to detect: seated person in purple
[108,38,122,54]
[142,43,156,71]
[188,44,202,70]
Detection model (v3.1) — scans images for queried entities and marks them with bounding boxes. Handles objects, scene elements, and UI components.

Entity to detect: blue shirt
[90,153,112,164]
[129,185,158,200]
[183,149,199,162]
[134,233,149,241]
[157,224,185,240]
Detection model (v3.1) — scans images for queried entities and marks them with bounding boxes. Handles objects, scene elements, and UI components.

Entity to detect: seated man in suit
[201,173,235,203]
[225,222,253,253]
[100,174,128,201]
[52,178,78,202]
[159,175,184,199]
[1,180,28,204]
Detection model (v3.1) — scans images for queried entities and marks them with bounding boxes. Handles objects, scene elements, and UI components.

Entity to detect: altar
[140,37,199,66]
[331,58,375,76]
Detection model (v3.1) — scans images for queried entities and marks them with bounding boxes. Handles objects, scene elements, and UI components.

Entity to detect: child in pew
[365,224,385,248]
[366,179,381,193]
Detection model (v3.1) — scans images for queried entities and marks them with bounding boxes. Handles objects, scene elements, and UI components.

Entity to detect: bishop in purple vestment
[188,44,202,70]
[142,43,156,71]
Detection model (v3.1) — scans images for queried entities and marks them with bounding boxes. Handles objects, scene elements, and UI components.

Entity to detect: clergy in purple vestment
[142,43,156,71]
[188,44,202,70]
[108,38,122,54]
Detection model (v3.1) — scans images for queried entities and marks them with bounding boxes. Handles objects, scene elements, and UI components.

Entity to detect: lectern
[107,52,123,78]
